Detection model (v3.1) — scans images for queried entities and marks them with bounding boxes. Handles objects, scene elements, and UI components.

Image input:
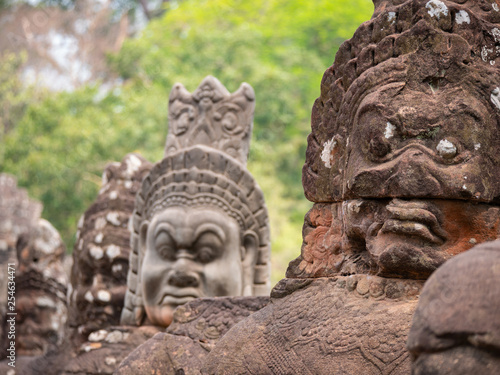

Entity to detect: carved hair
[121,77,271,325]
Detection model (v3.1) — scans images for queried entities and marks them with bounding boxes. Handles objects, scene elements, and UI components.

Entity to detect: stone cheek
[202,277,423,375]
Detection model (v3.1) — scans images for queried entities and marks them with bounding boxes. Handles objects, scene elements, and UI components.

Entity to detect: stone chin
[144,304,176,327]
[367,240,448,279]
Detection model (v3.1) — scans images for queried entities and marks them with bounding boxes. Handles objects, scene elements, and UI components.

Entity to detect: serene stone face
[142,207,244,326]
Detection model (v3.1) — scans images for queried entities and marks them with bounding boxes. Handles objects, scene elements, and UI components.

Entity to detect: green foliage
[1,0,373,283]
[0,52,31,136]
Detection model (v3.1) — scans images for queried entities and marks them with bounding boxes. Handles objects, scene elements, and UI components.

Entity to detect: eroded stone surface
[115,296,269,374]
[408,240,500,374]
[69,153,152,337]
[121,77,270,328]
[203,277,422,374]
[0,174,43,341]
[203,0,500,373]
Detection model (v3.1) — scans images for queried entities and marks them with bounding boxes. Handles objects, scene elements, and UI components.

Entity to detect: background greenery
[0,0,373,284]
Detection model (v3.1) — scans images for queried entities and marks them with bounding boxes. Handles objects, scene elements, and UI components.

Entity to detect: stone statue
[121,75,271,328]
[19,153,155,375]
[1,219,68,362]
[0,174,42,338]
[0,175,68,372]
[408,239,500,375]
[202,1,500,373]
[68,153,152,338]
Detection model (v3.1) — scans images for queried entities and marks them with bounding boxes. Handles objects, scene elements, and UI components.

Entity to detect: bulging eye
[194,232,222,263]
[156,245,176,261]
[197,246,216,263]
[436,139,457,159]
[369,136,391,158]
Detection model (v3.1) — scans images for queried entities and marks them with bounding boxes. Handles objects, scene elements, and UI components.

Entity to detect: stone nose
[167,269,200,288]
[387,148,442,197]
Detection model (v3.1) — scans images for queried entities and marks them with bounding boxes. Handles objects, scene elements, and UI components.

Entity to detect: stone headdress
[121,76,271,325]
[303,0,500,203]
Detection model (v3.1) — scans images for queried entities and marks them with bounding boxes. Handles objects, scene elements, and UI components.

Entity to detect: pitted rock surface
[203,277,422,374]
[115,296,269,374]
[69,153,152,337]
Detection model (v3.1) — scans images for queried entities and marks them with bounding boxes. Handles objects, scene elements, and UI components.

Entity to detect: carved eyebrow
[154,223,176,241]
[194,224,226,242]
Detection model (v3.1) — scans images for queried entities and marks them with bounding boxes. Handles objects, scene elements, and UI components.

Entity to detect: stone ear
[241,230,258,296]
[136,221,149,326]
[139,221,149,258]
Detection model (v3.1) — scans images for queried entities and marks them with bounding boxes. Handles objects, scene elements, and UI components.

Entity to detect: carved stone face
[73,243,129,334]
[345,83,496,200]
[344,199,500,278]
[141,206,248,326]
[17,290,66,356]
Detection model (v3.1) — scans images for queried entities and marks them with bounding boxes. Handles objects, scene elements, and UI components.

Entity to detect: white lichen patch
[455,10,470,25]
[36,296,56,308]
[469,238,477,244]
[84,290,94,302]
[125,154,142,177]
[106,245,121,259]
[95,217,106,230]
[94,233,104,244]
[105,330,124,344]
[482,46,494,62]
[321,138,337,169]
[77,214,85,229]
[109,190,118,200]
[426,0,448,19]
[387,11,396,24]
[384,122,396,139]
[89,245,104,260]
[106,212,121,226]
[112,263,123,273]
[97,290,111,302]
[491,87,500,110]
[492,28,500,42]
[124,180,133,189]
[494,3,499,12]
[474,143,481,150]
[105,357,117,366]
[436,139,457,158]
[88,329,108,342]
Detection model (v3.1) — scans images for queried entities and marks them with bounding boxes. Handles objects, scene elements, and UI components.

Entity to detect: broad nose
[387,148,441,196]
[167,254,200,288]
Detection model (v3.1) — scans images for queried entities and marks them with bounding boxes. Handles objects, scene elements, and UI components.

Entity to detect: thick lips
[160,289,200,306]
[379,199,447,244]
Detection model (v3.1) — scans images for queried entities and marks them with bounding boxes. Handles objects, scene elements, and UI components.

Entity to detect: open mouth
[379,199,447,244]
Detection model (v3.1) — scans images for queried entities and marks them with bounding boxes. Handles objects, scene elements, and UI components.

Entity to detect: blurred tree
[1,0,374,283]
[0,53,32,136]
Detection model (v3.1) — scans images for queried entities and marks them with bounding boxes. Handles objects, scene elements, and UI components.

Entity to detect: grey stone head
[121,77,270,327]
